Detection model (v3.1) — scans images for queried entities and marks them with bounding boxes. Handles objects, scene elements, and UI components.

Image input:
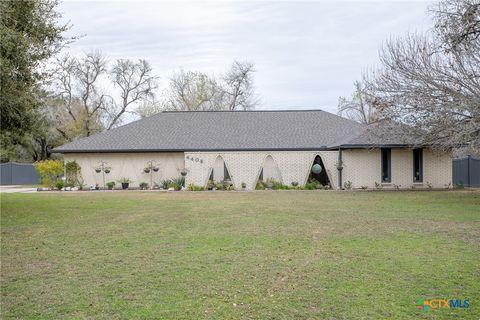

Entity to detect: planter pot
[104,169,110,174]
[121,183,129,190]
[153,167,159,172]
[95,169,101,173]
[144,169,150,173]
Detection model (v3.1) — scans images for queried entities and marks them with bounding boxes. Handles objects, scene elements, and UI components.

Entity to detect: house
[53,110,452,190]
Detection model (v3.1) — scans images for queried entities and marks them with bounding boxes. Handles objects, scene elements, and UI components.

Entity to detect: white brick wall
[185,151,339,190]
[65,148,452,190]
[341,148,452,189]
[64,153,184,188]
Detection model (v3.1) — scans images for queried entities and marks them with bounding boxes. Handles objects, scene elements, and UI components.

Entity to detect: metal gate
[0,162,40,185]
[453,156,480,187]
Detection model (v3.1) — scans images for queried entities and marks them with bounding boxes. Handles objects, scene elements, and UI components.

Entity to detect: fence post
[467,155,471,187]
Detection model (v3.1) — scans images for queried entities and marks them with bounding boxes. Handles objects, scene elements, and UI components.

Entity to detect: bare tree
[432,0,480,52]
[223,61,258,110]
[161,70,225,111]
[337,81,377,124]
[142,60,259,114]
[53,51,158,138]
[365,0,480,151]
[108,59,158,128]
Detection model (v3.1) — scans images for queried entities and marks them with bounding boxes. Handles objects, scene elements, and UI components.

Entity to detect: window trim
[413,148,423,183]
[381,148,391,183]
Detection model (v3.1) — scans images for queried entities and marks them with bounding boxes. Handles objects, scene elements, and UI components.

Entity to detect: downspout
[337,147,343,190]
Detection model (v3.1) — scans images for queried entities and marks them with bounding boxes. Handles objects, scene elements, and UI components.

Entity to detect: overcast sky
[59,0,434,114]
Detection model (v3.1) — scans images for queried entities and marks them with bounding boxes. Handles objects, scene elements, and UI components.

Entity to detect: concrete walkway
[0,185,38,193]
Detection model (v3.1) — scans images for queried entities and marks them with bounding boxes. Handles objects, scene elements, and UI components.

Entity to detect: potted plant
[153,167,159,172]
[95,168,101,173]
[118,177,132,190]
[104,167,111,174]
[143,167,151,173]
[106,181,116,190]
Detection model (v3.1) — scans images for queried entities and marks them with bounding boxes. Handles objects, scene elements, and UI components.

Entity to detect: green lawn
[1,191,479,319]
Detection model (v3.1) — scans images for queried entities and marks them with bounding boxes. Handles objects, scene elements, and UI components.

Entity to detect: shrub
[374,181,383,190]
[65,160,82,187]
[255,181,265,190]
[304,182,316,190]
[361,185,368,190]
[55,179,64,191]
[169,182,182,191]
[187,183,204,191]
[139,182,149,190]
[160,179,172,189]
[106,181,116,190]
[291,181,299,187]
[267,179,283,190]
[34,160,64,188]
[344,181,352,190]
[215,181,225,190]
[171,177,185,187]
[206,180,214,189]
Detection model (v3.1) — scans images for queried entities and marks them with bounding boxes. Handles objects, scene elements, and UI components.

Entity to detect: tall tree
[223,61,258,110]
[0,0,72,161]
[365,0,479,150]
[337,81,377,124]
[53,52,158,139]
[161,70,225,111]
[142,60,258,114]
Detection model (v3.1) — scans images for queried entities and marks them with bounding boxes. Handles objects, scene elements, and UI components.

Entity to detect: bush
[255,181,265,190]
[304,182,316,190]
[187,183,204,191]
[106,181,116,190]
[55,179,64,191]
[34,160,64,188]
[171,177,185,187]
[139,182,149,190]
[65,160,82,187]
[159,179,171,189]
[169,182,182,191]
[291,181,299,187]
[267,179,283,190]
[215,181,225,190]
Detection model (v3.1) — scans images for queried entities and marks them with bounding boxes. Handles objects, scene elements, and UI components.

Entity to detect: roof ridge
[161,109,332,113]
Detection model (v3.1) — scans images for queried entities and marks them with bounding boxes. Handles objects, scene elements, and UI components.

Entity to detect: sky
[58,0,434,114]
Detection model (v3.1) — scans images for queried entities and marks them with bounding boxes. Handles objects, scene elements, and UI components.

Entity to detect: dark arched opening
[309,155,330,186]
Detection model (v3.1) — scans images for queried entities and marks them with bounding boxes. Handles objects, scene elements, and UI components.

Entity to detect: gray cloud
[59,0,432,114]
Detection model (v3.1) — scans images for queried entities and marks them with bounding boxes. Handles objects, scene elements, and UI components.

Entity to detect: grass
[1,190,479,319]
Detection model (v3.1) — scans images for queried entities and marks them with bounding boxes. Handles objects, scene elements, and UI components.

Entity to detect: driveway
[0,185,38,193]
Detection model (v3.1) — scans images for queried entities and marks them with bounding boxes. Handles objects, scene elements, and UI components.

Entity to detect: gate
[0,162,40,185]
[453,156,480,187]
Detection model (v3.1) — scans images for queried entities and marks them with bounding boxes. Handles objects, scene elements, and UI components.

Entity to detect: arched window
[308,155,330,186]
[210,156,231,182]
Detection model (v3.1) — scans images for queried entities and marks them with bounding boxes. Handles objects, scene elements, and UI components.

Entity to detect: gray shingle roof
[53,110,411,153]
